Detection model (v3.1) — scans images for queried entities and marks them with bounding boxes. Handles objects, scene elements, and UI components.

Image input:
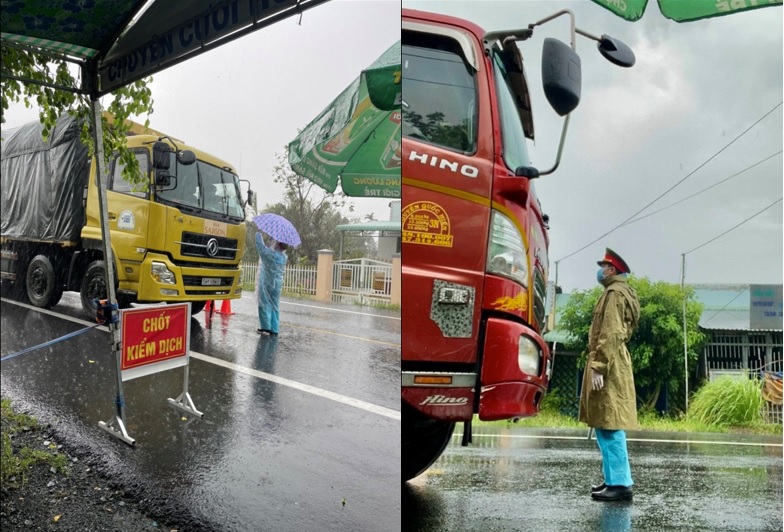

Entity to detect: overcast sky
[403,1,783,293]
[3,0,782,293]
[2,0,401,224]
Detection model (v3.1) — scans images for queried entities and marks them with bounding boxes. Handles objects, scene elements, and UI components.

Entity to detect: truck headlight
[518,336,541,376]
[487,210,528,286]
[151,261,176,285]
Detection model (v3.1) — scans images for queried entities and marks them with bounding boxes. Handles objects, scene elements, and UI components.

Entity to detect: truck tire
[80,260,112,320]
[188,301,207,315]
[402,403,456,482]
[26,255,63,309]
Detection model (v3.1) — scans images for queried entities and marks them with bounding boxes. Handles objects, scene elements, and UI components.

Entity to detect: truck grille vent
[179,232,237,260]
[534,269,547,329]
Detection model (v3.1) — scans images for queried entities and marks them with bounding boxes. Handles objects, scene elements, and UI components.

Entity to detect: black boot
[591,482,606,493]
[591,485,633,502]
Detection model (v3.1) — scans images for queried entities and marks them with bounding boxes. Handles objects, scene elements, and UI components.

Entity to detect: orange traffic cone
[205,300,214,318]
[216,299,234,315]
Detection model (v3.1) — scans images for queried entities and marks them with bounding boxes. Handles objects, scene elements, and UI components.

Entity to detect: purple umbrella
[252,213,301,247]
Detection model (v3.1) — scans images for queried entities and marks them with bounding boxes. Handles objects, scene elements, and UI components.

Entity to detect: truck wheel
[402,403,456,482]
[188,301,207,315]
[80,260,111,320]
[26,255,63,309]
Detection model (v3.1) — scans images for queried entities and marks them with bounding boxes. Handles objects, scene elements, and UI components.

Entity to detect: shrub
[688,375,764,426]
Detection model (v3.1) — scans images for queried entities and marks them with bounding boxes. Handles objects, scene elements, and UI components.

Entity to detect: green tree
[249,148,372,265]
[1,46,154,186]
[559,277,707,413]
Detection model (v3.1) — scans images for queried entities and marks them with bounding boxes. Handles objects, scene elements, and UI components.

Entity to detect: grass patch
[352,299,400,311]
[688,375,765,426]
[1,398,69,485]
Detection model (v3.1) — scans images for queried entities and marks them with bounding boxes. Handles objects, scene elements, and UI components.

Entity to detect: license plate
[202,278,221,286]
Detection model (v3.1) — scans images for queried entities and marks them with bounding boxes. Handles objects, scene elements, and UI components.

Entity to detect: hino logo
[408,150,479,178]
[419,395,469,406]
[206,238,220,257]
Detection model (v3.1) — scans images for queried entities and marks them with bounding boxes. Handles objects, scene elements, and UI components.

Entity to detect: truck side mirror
[153,141,171,170]
[541,38,581,117]
[177,150,196,166]
[247,189,254,207]
[156,173,171,187]
[597,35,635,68]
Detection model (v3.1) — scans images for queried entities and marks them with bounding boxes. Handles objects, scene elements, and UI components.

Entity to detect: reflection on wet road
[1,294,400,531]
[403,427,783,532]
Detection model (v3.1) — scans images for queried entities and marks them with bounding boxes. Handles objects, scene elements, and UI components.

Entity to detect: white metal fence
[331,258,392,305]
[242,260,317,296]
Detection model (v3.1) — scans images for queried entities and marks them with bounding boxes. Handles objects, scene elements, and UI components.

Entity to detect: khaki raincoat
[578,275,641,430]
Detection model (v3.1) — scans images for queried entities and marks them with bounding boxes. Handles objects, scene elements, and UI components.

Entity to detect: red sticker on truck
[402,201,454,248]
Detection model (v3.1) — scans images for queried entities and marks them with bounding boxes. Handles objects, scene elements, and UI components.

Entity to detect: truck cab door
[401,25,495,367]
[103,151,151,288]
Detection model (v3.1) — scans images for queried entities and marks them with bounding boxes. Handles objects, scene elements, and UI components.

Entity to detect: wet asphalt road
[403,427,783,532]
[0,293,400,531]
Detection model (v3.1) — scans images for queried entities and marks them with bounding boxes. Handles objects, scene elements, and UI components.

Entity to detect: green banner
[289,40,401,198]
[590,0,782,22]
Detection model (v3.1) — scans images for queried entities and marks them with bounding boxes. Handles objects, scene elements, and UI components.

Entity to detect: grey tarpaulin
[1,115,90,243]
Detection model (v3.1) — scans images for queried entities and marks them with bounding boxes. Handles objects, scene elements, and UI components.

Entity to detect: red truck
[401,8,634,481]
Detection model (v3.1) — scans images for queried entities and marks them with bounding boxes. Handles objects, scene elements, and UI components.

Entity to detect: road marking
[286,322,400,347]
[190,351,400,420]
[283,301,401,320]
[452,432,783,447]
[242,295,401,320]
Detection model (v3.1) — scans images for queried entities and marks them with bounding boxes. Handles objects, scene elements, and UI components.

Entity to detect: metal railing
[241,260,317,296]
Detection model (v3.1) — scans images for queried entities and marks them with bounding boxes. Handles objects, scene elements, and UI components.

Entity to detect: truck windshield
[155,154,244,221]
[402,34,476,153]
[491,50,531,172]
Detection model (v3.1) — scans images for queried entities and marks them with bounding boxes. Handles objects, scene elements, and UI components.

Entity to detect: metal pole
[681,253,689,414]
[91,100,134,445]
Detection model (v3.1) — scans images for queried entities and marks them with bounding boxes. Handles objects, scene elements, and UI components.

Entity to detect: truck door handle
[108,213,117,220]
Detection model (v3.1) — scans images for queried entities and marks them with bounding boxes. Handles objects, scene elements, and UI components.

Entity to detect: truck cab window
[156,155,243,219]
[402,34,476,153]
[111,151,149,198]
[201,166,244,218]
[492,51,531,172]
[156,153,200,209]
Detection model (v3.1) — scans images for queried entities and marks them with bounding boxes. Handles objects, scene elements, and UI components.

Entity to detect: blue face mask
[597,267,606,283]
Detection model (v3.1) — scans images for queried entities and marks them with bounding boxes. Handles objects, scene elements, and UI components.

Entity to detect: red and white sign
[120,303,191,381]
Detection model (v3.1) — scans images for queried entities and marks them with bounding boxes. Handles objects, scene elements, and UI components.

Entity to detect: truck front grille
[178,232,237,260]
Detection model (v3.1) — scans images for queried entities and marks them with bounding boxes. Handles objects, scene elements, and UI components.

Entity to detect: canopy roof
[1,0,331,97]
[336,221,401,234]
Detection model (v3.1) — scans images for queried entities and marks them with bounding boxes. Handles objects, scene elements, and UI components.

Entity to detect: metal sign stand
[167,363,204,418]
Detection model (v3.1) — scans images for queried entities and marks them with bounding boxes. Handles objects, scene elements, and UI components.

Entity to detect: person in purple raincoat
[255,232,288,335]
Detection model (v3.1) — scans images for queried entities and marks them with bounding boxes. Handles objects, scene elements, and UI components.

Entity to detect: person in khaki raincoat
[578,248,640,502]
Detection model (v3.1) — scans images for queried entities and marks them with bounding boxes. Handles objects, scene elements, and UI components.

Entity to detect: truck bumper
[478,317,550,420]
[401,318,551,423]
[401,377,476,422]
[131,253,242,302]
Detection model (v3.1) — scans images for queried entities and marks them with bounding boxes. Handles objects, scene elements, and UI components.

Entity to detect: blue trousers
[258,305,279,334]
[595,429,633,487]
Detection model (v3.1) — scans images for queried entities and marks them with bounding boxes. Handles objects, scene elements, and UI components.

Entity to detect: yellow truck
[0,114,251,317]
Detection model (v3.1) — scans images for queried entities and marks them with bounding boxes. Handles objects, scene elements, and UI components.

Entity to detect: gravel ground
[1,414,181,532]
